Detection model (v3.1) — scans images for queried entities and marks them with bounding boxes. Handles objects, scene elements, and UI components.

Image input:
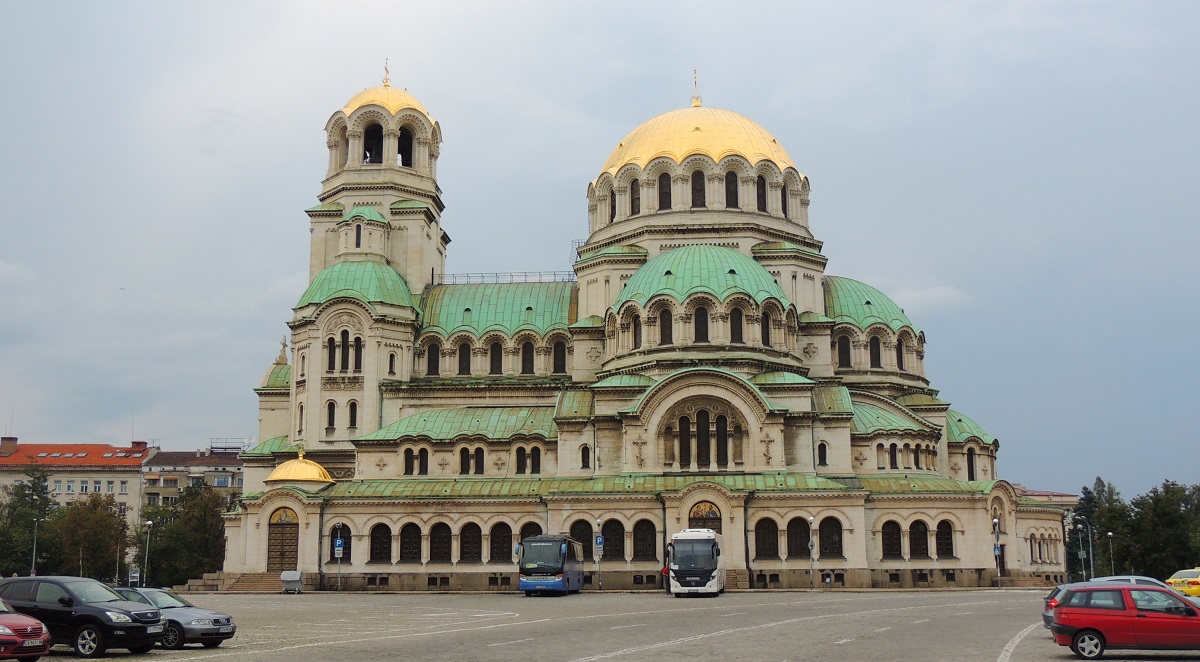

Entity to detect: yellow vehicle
[1165,568,1200,596]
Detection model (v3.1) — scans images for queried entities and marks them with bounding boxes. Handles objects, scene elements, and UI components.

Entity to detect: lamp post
[1107,531,1115,576]
[807,516,816,590]
[596,517,603,592]
[1075,519,1094,581]
[992,517,1002,580]
[30,518,45,576]
[142,520,153,587]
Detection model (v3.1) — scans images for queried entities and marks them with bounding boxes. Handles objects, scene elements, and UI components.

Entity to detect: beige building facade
[223,79,1070,591]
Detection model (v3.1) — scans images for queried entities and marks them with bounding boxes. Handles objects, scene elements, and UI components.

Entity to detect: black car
[0,576,163,658]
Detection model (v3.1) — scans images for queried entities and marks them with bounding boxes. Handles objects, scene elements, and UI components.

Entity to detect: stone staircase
[727,569,750,589]
[173,572,285,593]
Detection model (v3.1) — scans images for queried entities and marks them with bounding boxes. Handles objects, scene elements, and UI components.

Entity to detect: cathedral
[221,76,1069,591]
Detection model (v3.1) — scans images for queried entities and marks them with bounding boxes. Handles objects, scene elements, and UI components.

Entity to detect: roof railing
[432,271,577,285]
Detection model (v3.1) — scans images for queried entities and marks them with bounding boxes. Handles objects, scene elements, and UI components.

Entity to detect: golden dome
[341,82,430,118]
[265,452,334,484]
[599,105,795,177]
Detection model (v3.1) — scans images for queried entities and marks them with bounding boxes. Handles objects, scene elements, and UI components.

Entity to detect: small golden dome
[599,106,795,178]
[265,452,334,484]
[341,82,430,118]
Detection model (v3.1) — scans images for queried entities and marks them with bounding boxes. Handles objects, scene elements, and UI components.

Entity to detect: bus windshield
[520,540,564,571]
[672,540,718,569]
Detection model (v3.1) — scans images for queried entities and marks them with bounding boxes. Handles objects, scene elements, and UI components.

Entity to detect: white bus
[666,528,724,597]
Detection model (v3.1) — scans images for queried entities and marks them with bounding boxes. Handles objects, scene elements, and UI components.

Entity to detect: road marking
[488,637,535,647]
[611,624,646,629]
[996,622,1041,662]
[834,639,852,644]
[913,619,930,623]
[873,627,890,632]
[725,612,748,616]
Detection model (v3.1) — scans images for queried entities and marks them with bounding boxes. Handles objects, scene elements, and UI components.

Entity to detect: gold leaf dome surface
[341,83,430,118]
[599,105,795,178]
[265,453,334,484]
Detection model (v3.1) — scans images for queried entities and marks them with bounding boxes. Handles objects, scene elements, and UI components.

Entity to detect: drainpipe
[744,490,756,578]
[656,492,668,567]
[317,497,327,590]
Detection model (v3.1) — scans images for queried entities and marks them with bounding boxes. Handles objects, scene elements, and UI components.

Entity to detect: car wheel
[202,640,223,648]
[1071,630,1105,660]
[128,643,154,654]
[161,621,186,649]
[73,623,107,658]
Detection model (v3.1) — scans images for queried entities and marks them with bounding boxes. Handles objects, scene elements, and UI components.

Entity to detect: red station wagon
[1052,582,1200,659]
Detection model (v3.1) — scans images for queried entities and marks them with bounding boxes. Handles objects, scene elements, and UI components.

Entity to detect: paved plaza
[40,589,1200,661]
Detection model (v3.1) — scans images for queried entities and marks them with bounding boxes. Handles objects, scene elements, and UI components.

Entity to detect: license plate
[689,588,698,593]
[218,626,233,633]
[23,639,43,647]
[148,625,164,633]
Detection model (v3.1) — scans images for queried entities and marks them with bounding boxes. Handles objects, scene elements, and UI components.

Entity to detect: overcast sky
[1,2,1196,499]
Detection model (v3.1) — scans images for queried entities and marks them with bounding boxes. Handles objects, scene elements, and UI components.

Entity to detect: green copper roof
[853,476,996,495]
[799,311,833,324]
[306,202,345,213]
[850,401,935,435]
[895,393,950,408]
[556,391,594,418]
[420,282,576,337]
[296,261,417,310]
[343,206,387,223]
[614,245,791,309]
[621,367,782,414]
[261,364,291,389]
[945,409,997,445]
[570,315,605,329]
[750,371,814,386]
[591,374,658,389]
[576,244,649,266]
[242,436,296,457]
[357,406,557,442]
[391,200,430,210]
[824,276,919,334]
[751,241,825,258]
[813,386,853,415]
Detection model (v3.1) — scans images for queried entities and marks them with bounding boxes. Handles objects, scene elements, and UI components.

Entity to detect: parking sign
[335,537,344,559]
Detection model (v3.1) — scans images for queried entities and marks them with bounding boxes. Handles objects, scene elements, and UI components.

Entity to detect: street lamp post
[807,516,816,590]
[142,520,154,588]
[595,518,603,592]
[1075,519,1094,580]
[1107,531,1115,576]
[30,518,45,576]
[992,517,1002,581]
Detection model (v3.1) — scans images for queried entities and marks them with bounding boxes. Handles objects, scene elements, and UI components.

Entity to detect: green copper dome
[824,276,918,334]
[296,261,416,310]
[614,245,790,309]
[945,409,997,445]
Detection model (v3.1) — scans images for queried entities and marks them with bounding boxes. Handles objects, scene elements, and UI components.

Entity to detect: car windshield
[67,581,125,603]
[146,590,192,609]
[0,599,11,613]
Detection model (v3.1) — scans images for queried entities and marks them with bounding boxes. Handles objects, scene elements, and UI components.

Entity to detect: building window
[520,522,543,541]
[896,340,906,371]
[370,524,391,563]
[756,175,767,212]
[935,522,954,558]
[418,448,429,475]
[837,335,851,368]
[330,524,352,562]
[630,179,640,216]
[516,447,527,475]
[869,337,882,368]
[460,448,472,475]
[106,481,115,493]
[761,312,772,347]
[340,330,351,371]
[678,416,692,467]
[730,309,743,344]
[819,517,844,558]
[601,520,624,561]
[348,402,358,428]
[457,343,471,375]
[489,342,503,374]
[363,124,383,163]
[427,343,441,376]
[297,404,304,435]
[398,126,414,167]
[80,481,89,493]
[213,476,230,487]
[162,477,178,488]
[327,402,336,428]
[404,449,415,475]
[890,443,899,469]
[530,447,540,474]
[817,442,828,467]
[399,523,421,562]
[694,307,709,342]
[552,341,567,374]
[521,342,534,374]
[474,448,485,475]
[146,494,157,505]
[786,517,811,558]
[755,519,779,559]
[609,189,616,223]
[725,171,739,208]
[353,337,363,371]
[66,480,75,493]
[94,480,101,492]
[632,520,657,561]
[695,410,711,466]
[490,523,512,563]
[881,521,903,559]
[910,521,930,559]
[715,415,729,467]
[571,520,594,560]
[781,184,789,218]
[657,172,671,210]
[429,523,452,562]
[388,353,396,375]
[631,314,642,349]
[52,480,61,492]
[355,224,362,248]
[327,338,336,371]
[581,446,591,469]
[659,309,673,345]
[967,448,977,481]
[691,170,705,208]
[460,523,482,562]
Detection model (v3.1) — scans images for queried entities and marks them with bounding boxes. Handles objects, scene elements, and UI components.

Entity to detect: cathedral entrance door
[267,507,299,572]
[688,501,722,534]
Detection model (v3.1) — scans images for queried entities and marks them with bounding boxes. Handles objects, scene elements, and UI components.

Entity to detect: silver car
[1092,574,1200,607]
[116,587,237,649]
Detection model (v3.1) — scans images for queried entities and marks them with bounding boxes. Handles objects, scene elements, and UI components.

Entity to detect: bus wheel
[524,591,534,597]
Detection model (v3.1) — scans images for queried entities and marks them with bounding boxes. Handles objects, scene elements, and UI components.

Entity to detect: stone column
[709,173,726,208]
[740,177,755,212]
[421,533,430,565]
[769,181,784,216]
[384,129,399,167]
[673,174,688,212]
[346,130,363,170]
[614,186,628,223]
[481,534,491,564]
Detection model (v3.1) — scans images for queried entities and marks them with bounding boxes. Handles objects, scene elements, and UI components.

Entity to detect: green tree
[0,465,60,576]
[1088,477,1131,577]
[1126,481,1198,580]
[134,485,227,588]
[42,493,131,581]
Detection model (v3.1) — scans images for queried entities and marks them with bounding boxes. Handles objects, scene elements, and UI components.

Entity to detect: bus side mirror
[666,543,674,555]
[561,543,568,555]
[514,543,522,556]
[715,548,721,557]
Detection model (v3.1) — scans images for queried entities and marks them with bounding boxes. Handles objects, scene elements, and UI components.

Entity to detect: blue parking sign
[595,535,605,547]
[335,537,344,549]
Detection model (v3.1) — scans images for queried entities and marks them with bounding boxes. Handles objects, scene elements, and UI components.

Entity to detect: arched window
[399,523,421,562]
[659,309,673,345]
[630,179,640,216]
[910,521,930,559]
[730,309,744,344]
[633,520,657,561]
[326,402,336,428]
[889,443,899,469]
[725,171,739,208]
[754,519,779,559]
[340,330,351,371]
[348,402,358,428]
[580,445,591,469]
[632,314,642,349]
[363,124,383,163]
[429,523,452,562]
[896,340,906,371]
[967,448,977,480]
[756,175,767,212]
[520,522,543,541]
[397,126,414,167]
[418,448,429,475]
[521,342,534,374]
[299,353,306,377]
[819,517,843,558]
[327,338,336,371]
[489,342,503,375]
[869,337,882,368]
[696,410,711,467]
[355,224,362,248]
[657,172,671,210]
[457,343,471,375]
[570,520,594,560]
[552,341,567,374]
[297,404,304,436]
[678,416,692,468]
[473,448,484,475]
[369,524,391,563]
[330,523,352,562]
[786,518,812,558]
[516,447,527,475]
[457,448,471,475]
[460,523,482,563]
[403,448,415,475]
[881,521,903,559]
[761,312,772,347]
[490,523,513,563]
[837,335,851,368]
[715,415,728,467]
[601,520,624,560]
[781,184,789,218]
[937,520,955,558]
[914,446,922,470]
[427,343,440,376]
[388,352,396,375]
[694,307,709,342]
[817,442,828,467]
[530,447,541,474]
[609,189,616,223]
[691,170,705,208]
[353,337,363,371]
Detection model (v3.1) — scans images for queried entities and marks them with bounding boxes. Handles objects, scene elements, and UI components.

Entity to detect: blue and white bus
[516,534,585,596]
